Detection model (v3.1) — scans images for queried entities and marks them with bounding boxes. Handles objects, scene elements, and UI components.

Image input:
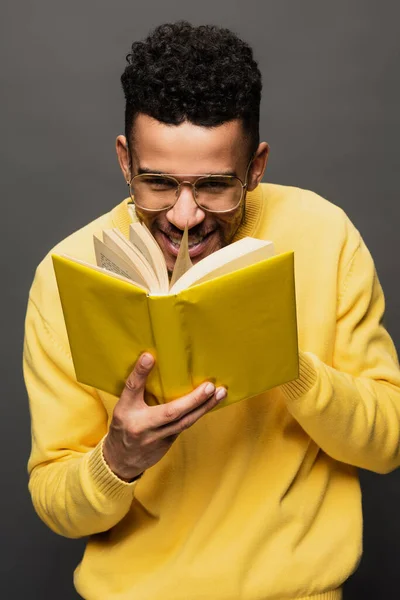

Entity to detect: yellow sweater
[24,183,400,600]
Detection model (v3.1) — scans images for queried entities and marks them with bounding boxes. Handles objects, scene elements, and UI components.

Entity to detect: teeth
[189,236,205,247]
[168,234,206,248]
[169,236,183,245]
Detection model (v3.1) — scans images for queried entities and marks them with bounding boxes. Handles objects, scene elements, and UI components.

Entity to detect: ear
[247,142,269,191]
[116,135,131,183]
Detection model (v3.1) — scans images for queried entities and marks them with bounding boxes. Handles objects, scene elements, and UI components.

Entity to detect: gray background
[2,0,400,598]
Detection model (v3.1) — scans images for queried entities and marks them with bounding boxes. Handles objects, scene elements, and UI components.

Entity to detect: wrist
[117,471,144,483]
[102,436,144,482]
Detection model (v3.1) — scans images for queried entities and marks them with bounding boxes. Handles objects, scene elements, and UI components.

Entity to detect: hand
[103,353,227,481]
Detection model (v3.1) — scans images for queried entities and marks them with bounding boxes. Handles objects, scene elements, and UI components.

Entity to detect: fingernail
[204,382,215,395]
[141,353,153,367]
[215,388,227,401]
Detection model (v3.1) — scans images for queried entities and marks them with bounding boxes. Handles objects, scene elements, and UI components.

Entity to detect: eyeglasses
[127,158,254,214]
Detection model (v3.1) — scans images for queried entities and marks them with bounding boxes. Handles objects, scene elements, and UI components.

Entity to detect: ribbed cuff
[86,436,139,500]
[297,591,342,600]
[280,351,318,402]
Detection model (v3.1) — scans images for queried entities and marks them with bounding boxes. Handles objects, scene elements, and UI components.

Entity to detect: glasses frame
[127,157,254,214]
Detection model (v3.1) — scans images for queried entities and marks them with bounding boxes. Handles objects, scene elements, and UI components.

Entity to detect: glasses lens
[130,175,177,210]
[195,177,242,212]
[130,174,243,213]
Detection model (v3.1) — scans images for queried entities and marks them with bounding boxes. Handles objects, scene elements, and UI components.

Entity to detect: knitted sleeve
[280,233,400,474]
[24,286,137,539]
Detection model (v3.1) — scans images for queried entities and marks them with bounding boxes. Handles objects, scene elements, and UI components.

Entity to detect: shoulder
[259,183,361,265]
[261,182,346,221]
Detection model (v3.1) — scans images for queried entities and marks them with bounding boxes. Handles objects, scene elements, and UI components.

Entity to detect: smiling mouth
[159,229,216,258]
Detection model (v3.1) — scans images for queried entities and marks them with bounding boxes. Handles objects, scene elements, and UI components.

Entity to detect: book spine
[147,295,192,403]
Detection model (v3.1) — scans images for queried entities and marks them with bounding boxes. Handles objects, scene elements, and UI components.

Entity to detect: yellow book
[52,223,299,410]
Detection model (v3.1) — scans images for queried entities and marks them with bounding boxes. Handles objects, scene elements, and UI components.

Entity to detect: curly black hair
[121,21,262,155]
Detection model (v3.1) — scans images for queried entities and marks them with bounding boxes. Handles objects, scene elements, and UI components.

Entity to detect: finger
[149,381,216,428]
[157,387,227,439]
[119,353,155,407]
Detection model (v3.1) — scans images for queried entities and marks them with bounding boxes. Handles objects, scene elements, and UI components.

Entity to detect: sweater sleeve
[24,292,138,539]
[280,234,400,474]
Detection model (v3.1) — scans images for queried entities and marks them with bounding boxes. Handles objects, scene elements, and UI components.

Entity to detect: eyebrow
[137,167,238,177]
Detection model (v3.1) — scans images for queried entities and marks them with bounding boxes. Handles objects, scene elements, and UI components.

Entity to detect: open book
[52,221,299,409]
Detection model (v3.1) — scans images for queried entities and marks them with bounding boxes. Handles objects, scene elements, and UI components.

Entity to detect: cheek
[217,207,244,241]
[134,210,162,232]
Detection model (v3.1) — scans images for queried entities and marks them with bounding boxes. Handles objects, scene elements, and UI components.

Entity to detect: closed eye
[143,176,176,189]
[197,180,231,191]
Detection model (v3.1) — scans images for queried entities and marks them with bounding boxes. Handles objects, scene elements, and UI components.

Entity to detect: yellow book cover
[52,251,298,410]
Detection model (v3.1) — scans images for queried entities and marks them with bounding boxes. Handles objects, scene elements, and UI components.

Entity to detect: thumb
[119,353,155,408]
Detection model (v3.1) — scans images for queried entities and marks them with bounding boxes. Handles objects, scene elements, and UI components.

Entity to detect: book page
[129,222,169,292]
[59,253,147,290]
[102,229,160,292]
[169,224,193,289]
[94,235,149,289]
[169,237,275,294]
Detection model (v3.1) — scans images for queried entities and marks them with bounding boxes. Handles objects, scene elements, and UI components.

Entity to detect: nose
[165,182,206,230]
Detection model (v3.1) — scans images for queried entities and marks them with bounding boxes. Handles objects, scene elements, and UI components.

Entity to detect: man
[24,21,400,600]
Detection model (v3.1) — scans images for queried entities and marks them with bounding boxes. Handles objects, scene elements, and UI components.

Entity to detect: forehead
[131,113,249,174]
